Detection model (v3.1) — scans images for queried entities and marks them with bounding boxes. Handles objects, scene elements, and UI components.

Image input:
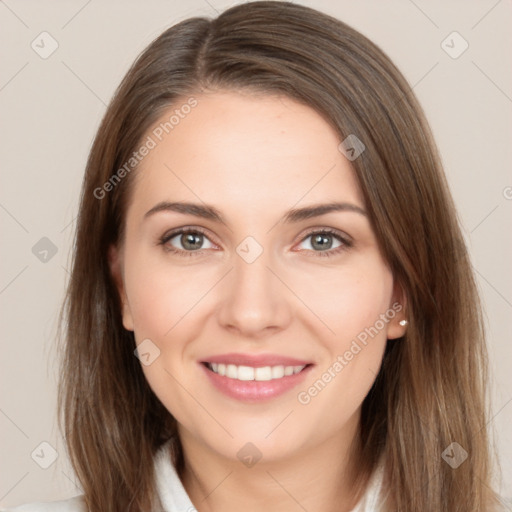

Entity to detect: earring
[399,319,408,327]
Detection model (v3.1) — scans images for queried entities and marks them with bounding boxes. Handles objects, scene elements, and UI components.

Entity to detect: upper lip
[201,353,313,367]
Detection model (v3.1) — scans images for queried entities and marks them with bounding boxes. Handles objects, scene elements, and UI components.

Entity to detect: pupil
[183,233,202,250]
[312,234,332,250]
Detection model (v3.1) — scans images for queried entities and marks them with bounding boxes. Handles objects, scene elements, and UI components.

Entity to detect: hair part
[57,2,502,511]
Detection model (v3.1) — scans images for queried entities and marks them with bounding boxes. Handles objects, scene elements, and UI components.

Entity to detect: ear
[108,244,134,332]
[386,278,408,340]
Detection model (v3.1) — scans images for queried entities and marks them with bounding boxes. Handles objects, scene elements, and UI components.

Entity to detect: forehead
[128,90,364,219]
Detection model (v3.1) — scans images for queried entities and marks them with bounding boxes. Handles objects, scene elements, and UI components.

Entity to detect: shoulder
[0,495,86,512]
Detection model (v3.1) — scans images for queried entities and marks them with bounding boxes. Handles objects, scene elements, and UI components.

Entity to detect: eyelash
[158,227,353,259]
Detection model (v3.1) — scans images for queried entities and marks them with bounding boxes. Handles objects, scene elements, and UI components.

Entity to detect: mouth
[199,355,314,402]
[203,362,310,381]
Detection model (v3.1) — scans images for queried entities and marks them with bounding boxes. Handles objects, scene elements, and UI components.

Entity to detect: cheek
[122,241,395,445]
[292,254,394,344]
[122,249,209,419]
[124,244,394,357]
[295,262,393,420]
[293,256,393,406]
[123,249,212,340]
[122,248,217,406]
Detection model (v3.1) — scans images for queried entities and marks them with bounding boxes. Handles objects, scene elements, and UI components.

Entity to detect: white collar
[154,440,385,512]
[153,439,196,511]
[348,457,386,511]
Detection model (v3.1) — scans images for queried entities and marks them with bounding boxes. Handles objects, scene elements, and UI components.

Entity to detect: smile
[200,359,313,402]
[206,362,307,381]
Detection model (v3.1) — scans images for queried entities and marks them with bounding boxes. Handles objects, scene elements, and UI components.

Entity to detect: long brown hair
[57,2,502,510]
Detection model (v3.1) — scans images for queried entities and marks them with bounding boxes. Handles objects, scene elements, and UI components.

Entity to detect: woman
[4,1,503,511]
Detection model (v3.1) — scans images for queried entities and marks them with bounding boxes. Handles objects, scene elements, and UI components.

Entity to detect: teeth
[237,366,255,381]
[207,363,306,381]
[226,364,238,378]
[255,366,272,381]
[271,366,284,379]
[284,366,294,376]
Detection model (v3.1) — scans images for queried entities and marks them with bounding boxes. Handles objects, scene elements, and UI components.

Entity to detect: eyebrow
[144,201,367,224]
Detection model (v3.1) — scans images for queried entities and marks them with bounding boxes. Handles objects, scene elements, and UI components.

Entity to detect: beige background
[1,0,511,507]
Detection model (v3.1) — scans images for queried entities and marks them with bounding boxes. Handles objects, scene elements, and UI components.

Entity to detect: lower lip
[200,363,313,403]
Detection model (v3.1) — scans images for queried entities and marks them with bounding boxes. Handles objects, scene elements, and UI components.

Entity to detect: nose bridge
[217,235,290,335]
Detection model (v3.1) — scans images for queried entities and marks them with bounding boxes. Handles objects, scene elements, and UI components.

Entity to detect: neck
[176,413,367,512]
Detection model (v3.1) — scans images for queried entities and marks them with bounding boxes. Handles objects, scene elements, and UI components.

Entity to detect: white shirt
[2,440,385,511]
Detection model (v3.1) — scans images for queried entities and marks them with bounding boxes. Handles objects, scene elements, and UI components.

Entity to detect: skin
[109,90,407,512]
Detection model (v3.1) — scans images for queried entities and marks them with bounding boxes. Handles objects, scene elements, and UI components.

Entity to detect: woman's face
[110,90,406,464]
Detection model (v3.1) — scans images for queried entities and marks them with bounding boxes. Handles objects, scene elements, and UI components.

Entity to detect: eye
[158,227,352,258]
[159,227,216,256]
[295,228,352,258]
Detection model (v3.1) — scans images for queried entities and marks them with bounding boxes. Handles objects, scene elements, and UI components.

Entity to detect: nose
[217,245,292,338]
